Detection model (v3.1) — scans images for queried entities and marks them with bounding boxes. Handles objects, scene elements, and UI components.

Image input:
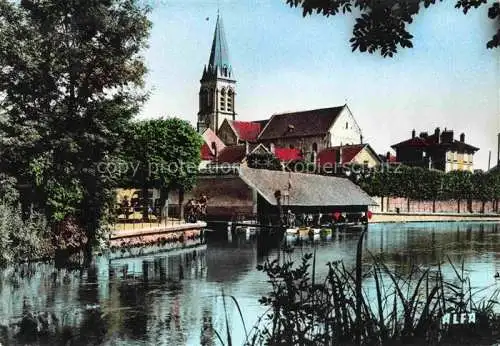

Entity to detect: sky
[138,0,499,170]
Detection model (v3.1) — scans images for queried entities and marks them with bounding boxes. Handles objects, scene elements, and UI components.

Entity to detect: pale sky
[139,0,499,170]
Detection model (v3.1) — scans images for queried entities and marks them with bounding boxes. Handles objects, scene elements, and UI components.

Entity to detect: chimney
[435,127,440,143]
[386,151,390,161]
[211,142,218,162]
[412,129,416,138]
[460,133,465,142]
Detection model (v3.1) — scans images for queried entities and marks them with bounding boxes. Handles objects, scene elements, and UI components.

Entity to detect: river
[1,222,500,345]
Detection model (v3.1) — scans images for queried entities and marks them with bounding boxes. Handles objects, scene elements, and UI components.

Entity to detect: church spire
[207,13,232,78]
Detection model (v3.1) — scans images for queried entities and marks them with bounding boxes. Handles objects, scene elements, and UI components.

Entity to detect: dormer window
[287,124,295,133]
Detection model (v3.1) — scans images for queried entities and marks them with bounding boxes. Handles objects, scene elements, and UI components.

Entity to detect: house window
[363,160,369,168]
[345,122,348,129]
[453,152,457,162]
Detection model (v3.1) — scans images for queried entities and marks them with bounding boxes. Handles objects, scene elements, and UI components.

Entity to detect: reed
[239,232,500,345]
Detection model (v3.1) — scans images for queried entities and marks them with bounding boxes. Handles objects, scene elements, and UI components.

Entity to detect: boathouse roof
[239,166,377,207]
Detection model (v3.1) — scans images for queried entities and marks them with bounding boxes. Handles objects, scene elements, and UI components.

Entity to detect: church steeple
[205,14,233,79]
[198,13,237,134]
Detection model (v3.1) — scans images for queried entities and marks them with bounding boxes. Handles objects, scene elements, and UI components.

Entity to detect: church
[197,14,381,169]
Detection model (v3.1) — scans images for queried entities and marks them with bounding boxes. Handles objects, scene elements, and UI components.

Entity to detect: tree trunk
[178,188,185,221]
[481,201,485,214]
[142,183,149,220]
[432,199,436,213]
[380,196,384,212]
[387,196,390,212]
[407,198,410,213]
[159,187,169,220]
[457,199,461,214]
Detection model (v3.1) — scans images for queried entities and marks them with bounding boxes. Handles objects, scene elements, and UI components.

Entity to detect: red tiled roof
[200,143,214,160]
[317,144,365,165]
[202,128,225,155]
[258,106,345,140]
[229,120,262,142]
[216,145,247,164]
[274,147,303,161]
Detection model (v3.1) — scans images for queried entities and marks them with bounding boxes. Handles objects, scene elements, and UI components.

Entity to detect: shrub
[0,202,53,265]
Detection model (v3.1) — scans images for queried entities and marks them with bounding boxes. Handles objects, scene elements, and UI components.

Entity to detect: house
[391,128,479,172]
[257,105,363,162]
[199,128,226,168]
[316,144,382,169]
[378,152,398,164]
[217,119,263,146]
[182,166,377,220]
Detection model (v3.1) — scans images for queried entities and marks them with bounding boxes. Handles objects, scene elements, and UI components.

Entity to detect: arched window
[220,88,226,111]
[227,89,233,112]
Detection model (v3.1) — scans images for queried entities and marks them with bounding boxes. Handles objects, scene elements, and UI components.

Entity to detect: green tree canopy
[0,0,151,248]
[285,0,499,57]
[120,117,203,215]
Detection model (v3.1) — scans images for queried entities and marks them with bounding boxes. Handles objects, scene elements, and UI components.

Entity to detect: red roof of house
[229,120,262,142]
[216,145,247,164]
[202,128,226,154]
[274,147,303,161]
[317,144,365,165]
[200,143,214,160]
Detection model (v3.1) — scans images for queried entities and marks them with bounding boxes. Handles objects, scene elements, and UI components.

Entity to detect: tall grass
[230,230,500,345]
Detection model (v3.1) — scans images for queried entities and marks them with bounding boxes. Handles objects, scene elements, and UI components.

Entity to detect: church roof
[258,106,345,141]
[205,14,233,79]
[228,120,262,142]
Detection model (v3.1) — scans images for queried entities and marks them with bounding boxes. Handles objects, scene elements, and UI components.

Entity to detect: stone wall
[371,196,497,214]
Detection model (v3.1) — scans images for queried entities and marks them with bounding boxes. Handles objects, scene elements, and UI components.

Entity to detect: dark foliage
[285,0,499,57]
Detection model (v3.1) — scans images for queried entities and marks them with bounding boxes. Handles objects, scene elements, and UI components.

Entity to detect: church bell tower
[197,14,236,134]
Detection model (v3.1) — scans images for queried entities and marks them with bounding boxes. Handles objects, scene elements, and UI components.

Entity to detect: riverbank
[371,212,500,223]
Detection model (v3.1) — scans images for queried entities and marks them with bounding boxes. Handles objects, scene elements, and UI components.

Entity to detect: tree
[0,0,151,252]
[285,0,499,57]
[442,170,473,213]
[121,118,203,220]
[472,171,493,213]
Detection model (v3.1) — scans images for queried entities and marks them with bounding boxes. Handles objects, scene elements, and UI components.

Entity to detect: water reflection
[0,222,499,345]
